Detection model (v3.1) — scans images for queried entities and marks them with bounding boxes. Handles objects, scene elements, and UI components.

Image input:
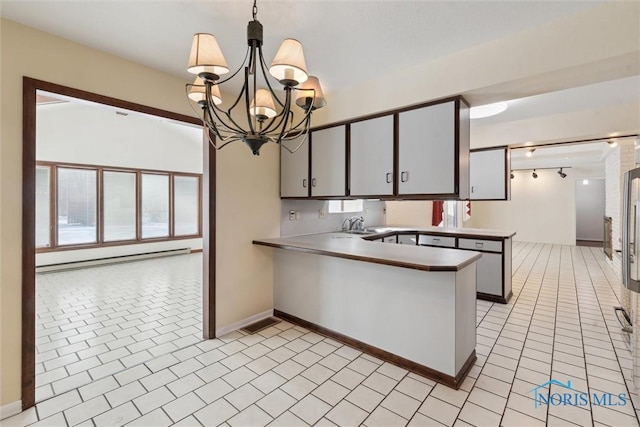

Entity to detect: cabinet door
[280,134,309,198]
[311,126,346,197]
[398,102,455,195]
[350,116,394,196]
[470,148,509,200]
[476,252,503,296]
[397,234,416,245]
[383,234,398,244]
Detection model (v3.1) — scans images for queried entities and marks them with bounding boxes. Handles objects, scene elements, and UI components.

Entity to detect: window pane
[174,176,199,236]
[57,168,97,245]
[141,174,169,238]
[104,171,136,241]
[35,166,51,247]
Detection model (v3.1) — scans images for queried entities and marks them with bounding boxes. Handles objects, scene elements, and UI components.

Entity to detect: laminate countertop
[253,232,482,272]
[367,225,516,240]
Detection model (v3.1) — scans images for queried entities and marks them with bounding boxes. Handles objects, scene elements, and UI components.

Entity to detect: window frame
[36,160,203,252]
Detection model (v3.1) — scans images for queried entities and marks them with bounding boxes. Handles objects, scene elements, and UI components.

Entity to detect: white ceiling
[1,0,605,96]
[4,0,638,149]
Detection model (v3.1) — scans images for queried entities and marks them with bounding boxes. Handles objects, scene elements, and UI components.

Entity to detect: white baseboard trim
[215,309,274,337]
[0,400,22,420]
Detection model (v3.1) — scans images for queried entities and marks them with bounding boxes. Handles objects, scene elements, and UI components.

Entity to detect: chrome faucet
[342,216,364,232]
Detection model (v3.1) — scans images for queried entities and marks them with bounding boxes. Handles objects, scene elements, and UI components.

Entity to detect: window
[35,166,51,248]
[174,175,200,236]
[103,171,136,242]
[328,200,364,213]
[141,174,170,238]
[35,161,202,251]
[57,167,97,245]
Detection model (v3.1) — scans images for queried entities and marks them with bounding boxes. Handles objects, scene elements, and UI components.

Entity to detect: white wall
[35,100,203,266]
[465,165,604,245]
[280,200,385,237]
[37,101,202,172]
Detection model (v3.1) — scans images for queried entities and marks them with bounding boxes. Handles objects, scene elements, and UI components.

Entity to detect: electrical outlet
[319,209,327,219]
[289,210,295,221]
[295,210,301,220]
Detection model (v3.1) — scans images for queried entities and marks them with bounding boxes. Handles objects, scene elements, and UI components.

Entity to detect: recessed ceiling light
[470,102,508,119]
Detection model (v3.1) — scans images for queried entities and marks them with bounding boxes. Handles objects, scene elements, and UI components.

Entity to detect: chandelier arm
[257,47,286,108]
[185,83,205,120]
[259,86,292,136]
[280,123,310,154]
[273,87,293,143]
[214,46,251,86]
[204,105,244,142]
[244,66,256,135]
[217,137,244,150]
[285,88,316,131]
[204,83,247,135]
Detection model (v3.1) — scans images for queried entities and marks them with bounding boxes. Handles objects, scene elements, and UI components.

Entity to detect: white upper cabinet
[469,147,510,200]
[311,126,346,197]
[350,116,394,197]
[397,100,469,198]
[280,134,309,198]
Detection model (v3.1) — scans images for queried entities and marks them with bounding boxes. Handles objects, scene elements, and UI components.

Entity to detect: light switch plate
[289,210,295,221]
[319,209,327,219]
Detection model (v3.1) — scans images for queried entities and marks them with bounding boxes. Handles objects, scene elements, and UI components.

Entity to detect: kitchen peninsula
[253,232,481,388]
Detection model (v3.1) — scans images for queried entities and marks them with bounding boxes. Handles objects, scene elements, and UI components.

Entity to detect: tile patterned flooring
[4,243,640,426]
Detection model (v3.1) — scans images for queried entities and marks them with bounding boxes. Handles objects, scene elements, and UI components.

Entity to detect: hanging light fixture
[186,0,326,156]
[557,168,567,178]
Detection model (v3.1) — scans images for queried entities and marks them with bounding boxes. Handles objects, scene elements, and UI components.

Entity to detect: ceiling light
[526,148,536,157]
[470,102,508,119]
[532,170,538,179]
[186,0,326,156]
[608,140,618,148]
[558,168,567,178]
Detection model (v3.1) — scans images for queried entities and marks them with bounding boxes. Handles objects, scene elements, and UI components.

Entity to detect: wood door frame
[21,77,216,410]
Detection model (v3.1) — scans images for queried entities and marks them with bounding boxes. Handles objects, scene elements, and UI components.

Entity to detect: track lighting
[608,140,618,148]
[526,148,536,157]
[511,166,571,179]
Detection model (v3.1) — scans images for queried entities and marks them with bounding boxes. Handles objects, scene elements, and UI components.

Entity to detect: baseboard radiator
[36,248,193,273]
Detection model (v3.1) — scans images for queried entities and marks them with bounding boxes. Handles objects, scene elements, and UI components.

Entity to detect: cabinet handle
[475,242,484,248]
[302,179,307,188]
[471,186,474,193]
[312,178,316,187]
[386,173,392,184]
[433,238,440,243]
[401,171,409,182]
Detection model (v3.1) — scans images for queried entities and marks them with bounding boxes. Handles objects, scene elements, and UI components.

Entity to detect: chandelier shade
[250,89,277,120]
[188,77,222,105]
[295,76,327,111]
[185,0,326,156]
[188,33,230,77]
[269,39,308,86]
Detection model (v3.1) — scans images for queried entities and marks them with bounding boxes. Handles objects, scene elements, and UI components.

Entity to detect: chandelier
[186,0,326,156]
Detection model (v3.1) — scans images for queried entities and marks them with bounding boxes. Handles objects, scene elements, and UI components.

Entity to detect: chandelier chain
[252,0,258,20]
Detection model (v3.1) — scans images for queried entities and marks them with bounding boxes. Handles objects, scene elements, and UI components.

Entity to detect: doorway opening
[22,78,216,410]
[575,178,605,247]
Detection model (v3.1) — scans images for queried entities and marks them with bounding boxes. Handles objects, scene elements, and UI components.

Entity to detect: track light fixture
[511,166,571,179]
[608,140,618,148]
[526,148,536,157]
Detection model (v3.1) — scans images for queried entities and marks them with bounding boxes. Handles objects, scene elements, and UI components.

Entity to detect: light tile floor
[34,254,203,402]
[4,243,640,426]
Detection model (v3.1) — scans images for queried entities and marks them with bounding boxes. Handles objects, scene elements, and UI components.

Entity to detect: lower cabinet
[419,234,512,303]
